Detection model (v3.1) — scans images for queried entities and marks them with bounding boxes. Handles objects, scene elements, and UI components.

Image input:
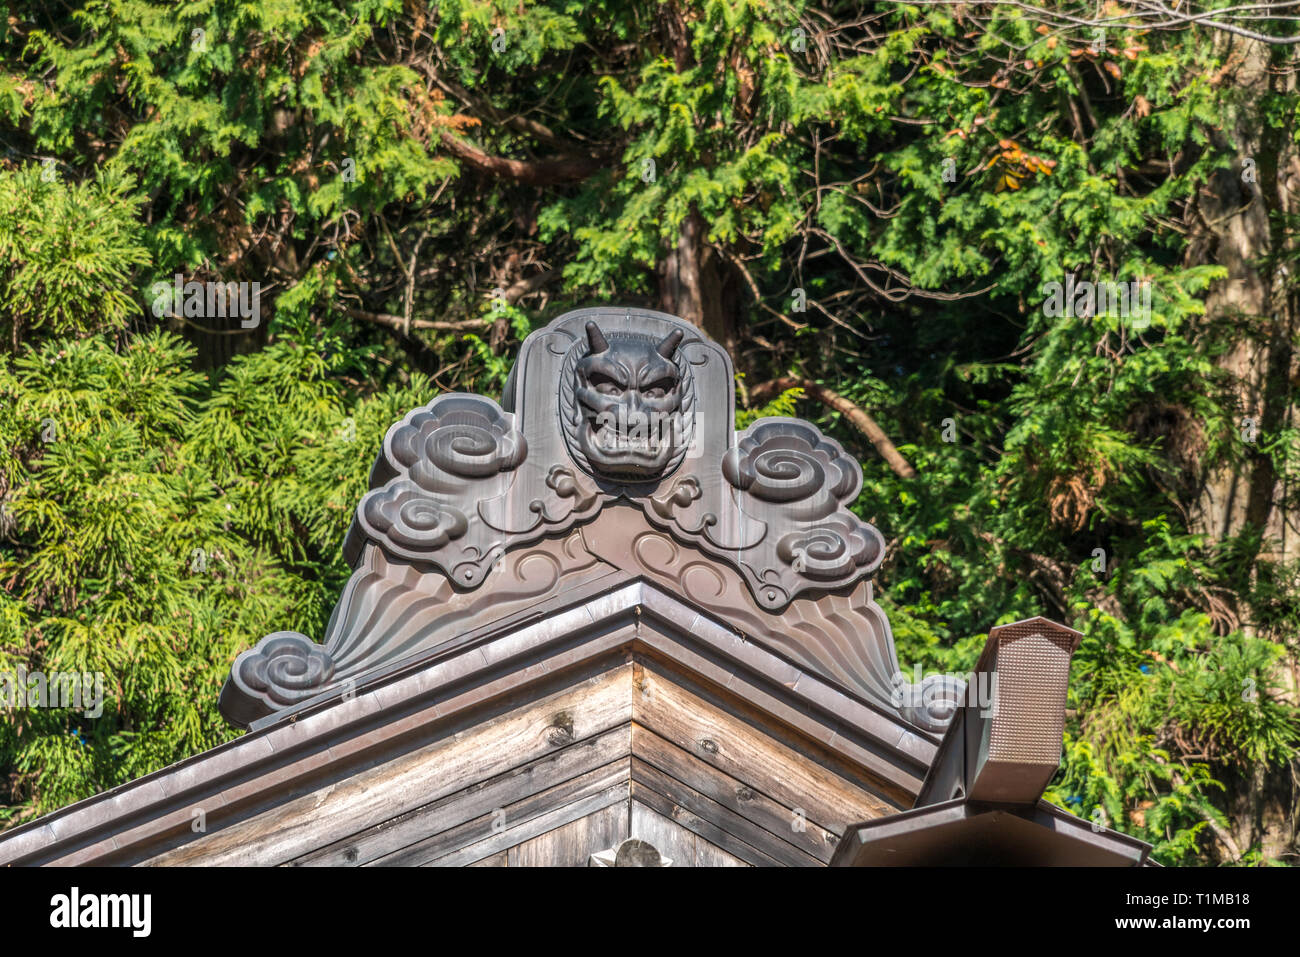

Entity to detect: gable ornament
[220,307,955,734]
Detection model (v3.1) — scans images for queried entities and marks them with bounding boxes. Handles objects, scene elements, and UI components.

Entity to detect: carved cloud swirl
[777,513,883,581]
[221,631,338,725]
[388,396,527,490]
[723,420,861,521]
[363,480,470,551]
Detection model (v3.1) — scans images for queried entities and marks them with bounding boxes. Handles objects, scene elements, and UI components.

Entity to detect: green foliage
[1,1,1298,865]
[735,380,802,428]
[0,166,149,343]
[0,316,438,822]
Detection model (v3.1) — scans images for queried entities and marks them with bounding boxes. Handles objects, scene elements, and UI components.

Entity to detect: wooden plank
[417,773,629,867]
[508,802,629,867]
[631,724,837,863]
[629,778,779,866]
[143,647,901,867]
[291,725,631,866]
[690,834,747,867]
[469,851,508,866]
[147,662,635,866]
[632,659,893,834]
[375,755,627,865]
[629,800,746,867]
[632,612,928,799]
[629,798,695,865]
[630,758,822,867]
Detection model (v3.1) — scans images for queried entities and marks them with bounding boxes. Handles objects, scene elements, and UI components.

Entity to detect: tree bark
[1190,39,1299,573]
[341,306,489,333]
[438,133,609,186]
[657,208,738,357]
[650,4,741,360]
[1185,35,1300,863]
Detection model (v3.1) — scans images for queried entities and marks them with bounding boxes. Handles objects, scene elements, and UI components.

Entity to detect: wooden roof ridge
[0,578,935,867]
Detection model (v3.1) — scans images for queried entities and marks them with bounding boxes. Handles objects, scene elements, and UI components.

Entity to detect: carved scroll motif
[220,307,951,737]
[219,530,612,727]
[345,392,605,588]
[642,418,885,611]
[221,632,337,727]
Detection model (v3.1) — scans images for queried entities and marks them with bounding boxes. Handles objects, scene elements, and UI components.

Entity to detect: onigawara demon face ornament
[565,320,693,481]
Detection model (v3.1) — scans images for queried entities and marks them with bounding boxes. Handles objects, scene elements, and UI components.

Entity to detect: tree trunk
[1186,36,1300,863]
[651,3,740,362]
[657,208,738,358]
[1190,40,1299,571]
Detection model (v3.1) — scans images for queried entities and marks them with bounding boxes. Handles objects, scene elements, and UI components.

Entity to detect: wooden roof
[831,798,1153,866]
[0,579,932,866]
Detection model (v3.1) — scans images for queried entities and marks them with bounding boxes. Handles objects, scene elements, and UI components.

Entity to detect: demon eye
[588,372,624,396]
[642,377,677,399]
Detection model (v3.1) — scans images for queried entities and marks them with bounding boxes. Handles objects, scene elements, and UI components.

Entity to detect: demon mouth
[587,409,680,458]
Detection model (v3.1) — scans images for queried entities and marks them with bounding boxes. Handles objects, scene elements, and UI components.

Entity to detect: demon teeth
[594,428,661,454]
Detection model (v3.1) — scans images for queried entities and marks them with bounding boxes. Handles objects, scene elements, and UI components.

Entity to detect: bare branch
[503,268,561,305]
[438,133,611,186]
[889,0,1300,45]
[341,306,490,333]
[749,376,919,478]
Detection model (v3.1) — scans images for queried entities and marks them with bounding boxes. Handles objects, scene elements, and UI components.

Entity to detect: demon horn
[585,321,610,353]
[656,329,684,359]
